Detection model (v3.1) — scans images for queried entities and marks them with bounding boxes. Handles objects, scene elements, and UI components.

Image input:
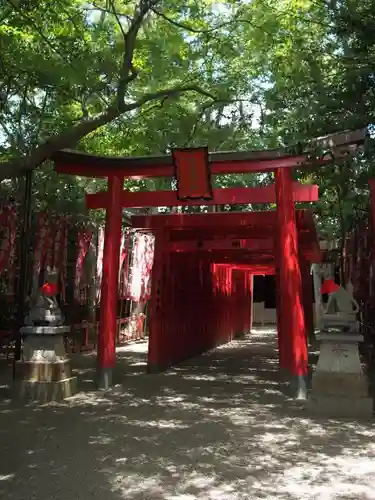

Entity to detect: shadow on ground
[0,329,374,500]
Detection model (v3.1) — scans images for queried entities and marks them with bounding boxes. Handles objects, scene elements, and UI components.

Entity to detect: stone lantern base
[308,333,373,418]
[14,326,77,402]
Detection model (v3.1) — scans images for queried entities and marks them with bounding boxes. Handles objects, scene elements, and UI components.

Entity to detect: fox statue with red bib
[319,279,359,332]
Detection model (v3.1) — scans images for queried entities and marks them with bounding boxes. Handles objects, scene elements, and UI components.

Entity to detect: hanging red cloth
[51,215,68,301]
[119,230,131,298]
[0,205,17,274]
[45,215,56,270]
[7,205,18,296]
[127,232,155,301]
[60,218,69,303]
[96,227,105,303]
[0,204,18,298]
[96,228,132,301]
[74,229,93,304]
[31,212,51,295]
[118,232,125,284]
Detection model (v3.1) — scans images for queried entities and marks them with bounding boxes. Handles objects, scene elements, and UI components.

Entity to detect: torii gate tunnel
[52,128,366,398]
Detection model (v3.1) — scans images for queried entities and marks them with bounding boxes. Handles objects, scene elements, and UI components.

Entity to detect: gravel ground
[0,328,375,500]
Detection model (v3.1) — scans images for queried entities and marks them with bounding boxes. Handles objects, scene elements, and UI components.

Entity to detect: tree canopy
[0,0,374,240]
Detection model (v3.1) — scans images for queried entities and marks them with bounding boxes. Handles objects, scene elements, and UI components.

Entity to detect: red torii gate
[52,128,366,396]
[132,209,319,387]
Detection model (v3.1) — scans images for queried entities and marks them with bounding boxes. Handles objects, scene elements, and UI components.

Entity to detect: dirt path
[0,329,374,500]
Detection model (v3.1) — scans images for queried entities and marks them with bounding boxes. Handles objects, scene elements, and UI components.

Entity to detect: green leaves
[0,0,372,242]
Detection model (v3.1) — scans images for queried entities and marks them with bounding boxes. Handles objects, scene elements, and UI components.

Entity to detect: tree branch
[122,84,215,111]
[151,6,294,43]
[116,0,162,110]
[151,8,238,33]
[119,98,169,146]
[0,84,217,180]
[32,90,49,146]
[108,0,129,41]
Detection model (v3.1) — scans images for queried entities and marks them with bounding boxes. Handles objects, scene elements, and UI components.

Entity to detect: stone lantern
[308,279,373,418]
[14,267,77,402]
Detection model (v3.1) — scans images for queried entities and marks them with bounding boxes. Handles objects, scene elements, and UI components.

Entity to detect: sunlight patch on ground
[135,419,190,429]
[278,449,375,499]
[128,361,147,367]
[156,399,202,411]
[112,473,164,498]
[1,328,375,500]
[67,391,117,406]
[0,474,14,482]
[182,375,218,381]
[116,341,149,354]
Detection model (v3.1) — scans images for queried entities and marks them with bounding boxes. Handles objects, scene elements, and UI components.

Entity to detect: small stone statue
[25,267,64,327]
[319,279,359,332]
[16,267,76,401]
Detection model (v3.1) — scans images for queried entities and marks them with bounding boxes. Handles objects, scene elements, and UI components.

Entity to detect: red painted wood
[172,147,212,200]
[275,167,307,377]
[228,268,254,337]
[147,228,168,371]
[248,273,254,331]
[85,183,318,209]
[153,251,237,368]
[275,265,289,370]
[169,238,317,256]
[227,264,275,274]
[274,233,286,369]
[205,255,274,263]
[168,227,313,242]
[169,238,274,252]
[131,209,316,229]
[55,155,309,179]
[131,210,320,263]
[212,259,275,270]
[97,175,123,372]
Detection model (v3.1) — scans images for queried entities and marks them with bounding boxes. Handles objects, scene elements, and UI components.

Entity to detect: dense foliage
[1,0,374,239]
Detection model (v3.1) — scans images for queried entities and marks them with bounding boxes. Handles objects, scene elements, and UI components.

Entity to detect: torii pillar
[275,167,308,399]
[97,175,123,389]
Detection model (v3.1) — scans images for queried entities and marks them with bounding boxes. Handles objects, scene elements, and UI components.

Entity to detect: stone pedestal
[308,333,373,418]
[319,313,358,333]
[14,326,77,402]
